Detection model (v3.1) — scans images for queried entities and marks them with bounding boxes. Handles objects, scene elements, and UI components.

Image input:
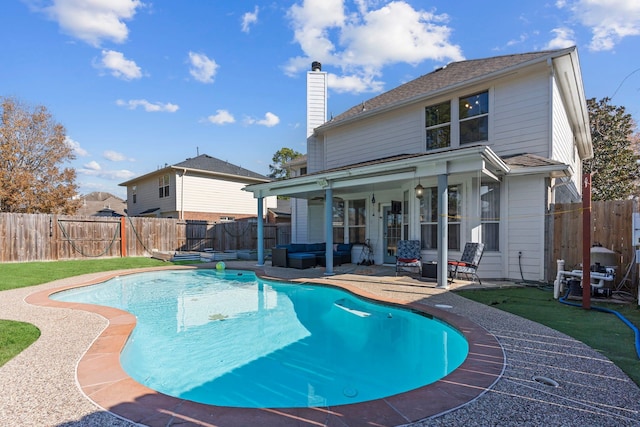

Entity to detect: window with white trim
[419,185,461,251]
[348,199,366,243]
[332,198,345,244]
[425,101,451,150]
[459,91,489,144]
[481,182,500,251]
[158,174,170,198]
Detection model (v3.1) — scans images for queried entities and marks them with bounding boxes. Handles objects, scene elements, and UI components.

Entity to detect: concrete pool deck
[1,261,640,426]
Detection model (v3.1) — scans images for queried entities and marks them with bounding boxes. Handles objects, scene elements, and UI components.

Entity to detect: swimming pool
[51,269,468,408]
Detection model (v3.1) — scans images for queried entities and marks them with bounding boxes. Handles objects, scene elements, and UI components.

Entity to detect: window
[300,167,307,176]
[481,182,500,251]
[459,91,488,144]
[132,185,137,204]
[402,190,409,239]
[348,199,366,243]
[425,101,451,150]
[332,198,345,244]
[158,174,170,198]
[419,185,461,250]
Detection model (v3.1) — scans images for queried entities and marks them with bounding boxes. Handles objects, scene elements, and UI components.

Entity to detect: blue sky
[2,1,639,199]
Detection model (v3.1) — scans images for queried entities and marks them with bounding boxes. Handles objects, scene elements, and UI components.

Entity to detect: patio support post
[437,173,449,288]
[256,197,265,266]
[325,187,334,275]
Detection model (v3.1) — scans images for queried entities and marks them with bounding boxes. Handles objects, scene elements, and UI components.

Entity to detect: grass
[0,320,41,367]
[0,257,194,365]
[456,286,640,385]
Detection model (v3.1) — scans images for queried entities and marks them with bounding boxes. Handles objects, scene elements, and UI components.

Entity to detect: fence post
[120,216,127,257]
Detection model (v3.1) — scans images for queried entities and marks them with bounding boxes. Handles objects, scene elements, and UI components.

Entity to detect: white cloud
[103,150,134,161]
[83,160,101,171]
[78,166,136,180]
[328,72,384,93]
[205,109,236,125]
[116,99,179,112]
[188,52,218,83]
[241,6,259,33]
[245,112,280,127]
[64,136,89,156]
[32,0,143,47]
[545,27,576,49]
[99,50,142,80]
[285,0,463,94]
[558,0,640,51]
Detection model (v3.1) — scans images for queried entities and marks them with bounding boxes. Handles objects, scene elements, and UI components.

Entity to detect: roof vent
[311,61,322,71]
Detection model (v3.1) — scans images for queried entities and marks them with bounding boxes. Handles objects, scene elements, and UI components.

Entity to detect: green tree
[584,97,640,201]
[268,147,303,180]
[0,97,80,213]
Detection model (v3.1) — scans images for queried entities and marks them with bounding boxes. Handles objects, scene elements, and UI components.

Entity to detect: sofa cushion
[288,243,308,253]
[306,243,325,252]
[336,243,353,253]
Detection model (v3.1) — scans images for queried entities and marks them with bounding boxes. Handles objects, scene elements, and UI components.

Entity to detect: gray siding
[505,175,547,281]
[492,68,550,158]
[324,106,423,169]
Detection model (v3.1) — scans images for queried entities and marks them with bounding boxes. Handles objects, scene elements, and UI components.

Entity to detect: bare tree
[0,97,80,213]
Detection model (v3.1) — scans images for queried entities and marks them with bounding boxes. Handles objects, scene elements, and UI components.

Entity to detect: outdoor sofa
[272,243,354,269]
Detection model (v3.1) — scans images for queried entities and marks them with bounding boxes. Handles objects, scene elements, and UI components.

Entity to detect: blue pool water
[51,269,468,408]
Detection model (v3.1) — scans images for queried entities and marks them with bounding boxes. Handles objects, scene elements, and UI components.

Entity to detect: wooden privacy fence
[0,213,282,263]
[548,199,638,286]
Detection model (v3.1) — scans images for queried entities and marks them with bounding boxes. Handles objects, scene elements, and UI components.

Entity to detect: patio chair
[447,242,485,284]
[396,240,422,276]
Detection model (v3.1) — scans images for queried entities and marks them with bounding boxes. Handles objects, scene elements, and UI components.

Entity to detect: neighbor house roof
[119,154,272,186]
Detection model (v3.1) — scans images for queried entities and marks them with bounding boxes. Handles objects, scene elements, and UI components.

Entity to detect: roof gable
[324,50,563,128]
[174,154,269,180]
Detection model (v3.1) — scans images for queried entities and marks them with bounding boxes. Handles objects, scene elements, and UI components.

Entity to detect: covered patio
[245,145,512,287]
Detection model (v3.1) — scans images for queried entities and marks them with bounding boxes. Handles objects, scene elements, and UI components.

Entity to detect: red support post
[582,173,591,310]
[120,216,127,258]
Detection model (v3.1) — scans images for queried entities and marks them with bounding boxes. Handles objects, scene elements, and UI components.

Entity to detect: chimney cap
[311,61,322,71]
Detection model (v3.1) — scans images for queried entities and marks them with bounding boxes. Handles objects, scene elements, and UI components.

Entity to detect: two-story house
[245,47,593,286]
[120,154,276,222]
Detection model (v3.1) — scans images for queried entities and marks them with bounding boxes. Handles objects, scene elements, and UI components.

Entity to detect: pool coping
[25,266,505,427]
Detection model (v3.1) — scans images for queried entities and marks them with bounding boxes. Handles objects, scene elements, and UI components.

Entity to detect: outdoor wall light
[371,193,376,204]
[415,182,424,199]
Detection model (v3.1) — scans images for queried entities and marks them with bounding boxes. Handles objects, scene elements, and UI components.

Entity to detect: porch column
[256,197,264,266]
[437,173,449,288]
[324,187,334,275]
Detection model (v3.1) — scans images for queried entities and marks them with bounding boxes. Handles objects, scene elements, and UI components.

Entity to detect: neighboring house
[245,48,593,285]
[75,192,126,217]
[120,154,276,222]
[267,198,291,224]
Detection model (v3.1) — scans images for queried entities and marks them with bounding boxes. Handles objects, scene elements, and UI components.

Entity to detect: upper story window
[300,167,307,176]
[459,91,489,144]
[158,174,170,198]
[425,101,451,150]
[132,185,137,204]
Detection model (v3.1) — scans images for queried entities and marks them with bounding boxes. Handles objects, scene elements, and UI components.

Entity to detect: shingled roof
[173,154,270,180]
[323,50,560,128]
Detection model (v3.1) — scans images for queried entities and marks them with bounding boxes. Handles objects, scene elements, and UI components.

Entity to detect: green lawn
[456,286,640,385]
[0,257,189,366]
